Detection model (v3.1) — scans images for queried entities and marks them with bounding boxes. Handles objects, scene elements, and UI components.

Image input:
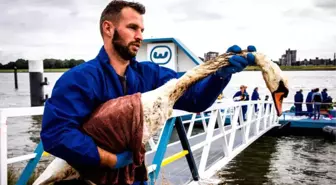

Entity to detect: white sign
[147,43,177,71]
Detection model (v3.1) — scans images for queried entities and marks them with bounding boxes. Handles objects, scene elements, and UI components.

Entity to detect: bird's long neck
[168,53,231,103]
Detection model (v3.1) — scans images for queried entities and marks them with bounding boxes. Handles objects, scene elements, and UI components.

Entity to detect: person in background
[294,89,304,116]
[322,88,328,100]
[325,96,333,109]
[312,88,323,120]
[251,87,260,113]
[321,88,328,109]
[305,89,314,118]
[233,85,249,121]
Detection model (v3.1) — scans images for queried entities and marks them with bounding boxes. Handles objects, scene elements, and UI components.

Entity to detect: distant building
[279,49,297,66]
[279,54,286,66]
[279,50,336,66]
[204,51,219,62]
[286,49,297,66]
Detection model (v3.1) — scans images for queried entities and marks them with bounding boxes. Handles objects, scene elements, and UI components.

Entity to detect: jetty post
[14,66,18,89]
[28,60,49,106]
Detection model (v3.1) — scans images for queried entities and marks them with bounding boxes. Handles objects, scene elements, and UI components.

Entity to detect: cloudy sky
[0,0,335,64]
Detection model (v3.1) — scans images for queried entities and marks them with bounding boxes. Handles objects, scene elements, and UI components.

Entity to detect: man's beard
[112,29,140,61]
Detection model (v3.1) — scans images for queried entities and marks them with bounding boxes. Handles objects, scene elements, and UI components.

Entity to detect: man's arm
[233,91,240,98]
[152,64,231,112]
[41,68,113,167]
[174,74,232,112]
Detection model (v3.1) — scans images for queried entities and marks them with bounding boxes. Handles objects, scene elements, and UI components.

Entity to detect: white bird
[33,50,289,185]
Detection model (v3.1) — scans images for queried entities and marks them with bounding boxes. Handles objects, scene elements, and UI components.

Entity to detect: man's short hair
[99,0,146,36]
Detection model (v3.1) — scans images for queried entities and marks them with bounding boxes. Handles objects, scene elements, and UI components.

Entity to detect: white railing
[0,107,44,185]
[188,100,279,182]
[134,99,279,182]
[0,99,278,185]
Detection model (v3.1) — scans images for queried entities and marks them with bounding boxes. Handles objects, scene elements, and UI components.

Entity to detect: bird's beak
[271,80,289,116]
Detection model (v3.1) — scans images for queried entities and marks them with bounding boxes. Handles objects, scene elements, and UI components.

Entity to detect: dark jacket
[322,91,328,102]
[251,90,260,101]
[40,46,232,167]
[294,91,304,103]
[233,90,249,101]
[312,92,323,103]
[306,91,313,103]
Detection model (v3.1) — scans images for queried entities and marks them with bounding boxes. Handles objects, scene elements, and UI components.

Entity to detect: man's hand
[215,45,257,79]
[98,147,133,169]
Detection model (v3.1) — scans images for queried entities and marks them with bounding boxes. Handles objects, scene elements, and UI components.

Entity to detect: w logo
[150,45,172,65]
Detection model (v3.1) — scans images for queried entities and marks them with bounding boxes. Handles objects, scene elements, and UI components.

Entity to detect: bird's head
[271,80,289,116]
[252,52,289,116]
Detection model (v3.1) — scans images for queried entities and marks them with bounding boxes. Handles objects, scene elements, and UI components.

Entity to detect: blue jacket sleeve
[155,66,232,112]
[233,91,241,98]
[41,68,101,166]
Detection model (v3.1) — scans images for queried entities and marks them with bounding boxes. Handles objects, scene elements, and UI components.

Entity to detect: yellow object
[161,150,189,167]
[42,151,50,157]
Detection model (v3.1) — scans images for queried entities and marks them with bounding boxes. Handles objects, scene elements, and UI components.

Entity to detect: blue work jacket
[294,91,304,103]
[306,91,313,103]
[251,90,259,101]
[321,91,328,102]
[233,91,249,101]
[41,46,231,167]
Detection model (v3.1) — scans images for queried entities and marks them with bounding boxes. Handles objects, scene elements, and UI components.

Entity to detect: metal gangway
[0,99,279,185]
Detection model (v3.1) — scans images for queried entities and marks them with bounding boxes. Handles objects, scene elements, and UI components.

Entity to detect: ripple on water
[217,135,336,185]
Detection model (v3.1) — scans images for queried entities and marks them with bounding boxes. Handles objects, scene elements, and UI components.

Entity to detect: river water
[1,71,335,184]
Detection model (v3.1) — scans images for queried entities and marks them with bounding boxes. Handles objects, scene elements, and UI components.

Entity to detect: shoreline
[0,66,336,73]
[244,65,336,71]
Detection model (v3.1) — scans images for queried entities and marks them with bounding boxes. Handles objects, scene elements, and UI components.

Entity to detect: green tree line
[0,59,85,69]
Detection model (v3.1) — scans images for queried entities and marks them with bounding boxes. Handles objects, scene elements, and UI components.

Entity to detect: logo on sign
[150,45,172,65]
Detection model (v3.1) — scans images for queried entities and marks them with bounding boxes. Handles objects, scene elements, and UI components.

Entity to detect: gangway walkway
[0,100,279,185]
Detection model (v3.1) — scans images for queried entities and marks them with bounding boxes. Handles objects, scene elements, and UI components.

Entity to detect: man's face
[112,7,144,60]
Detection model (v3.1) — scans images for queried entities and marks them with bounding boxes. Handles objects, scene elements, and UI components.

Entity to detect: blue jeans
[242,105,247,121]
[306,104,313,117]
[313,103,321,119]
[254,104,258,113]
[295,104,302,116]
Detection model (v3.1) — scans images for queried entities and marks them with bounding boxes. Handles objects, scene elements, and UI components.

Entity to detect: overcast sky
[0,0,335,64]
